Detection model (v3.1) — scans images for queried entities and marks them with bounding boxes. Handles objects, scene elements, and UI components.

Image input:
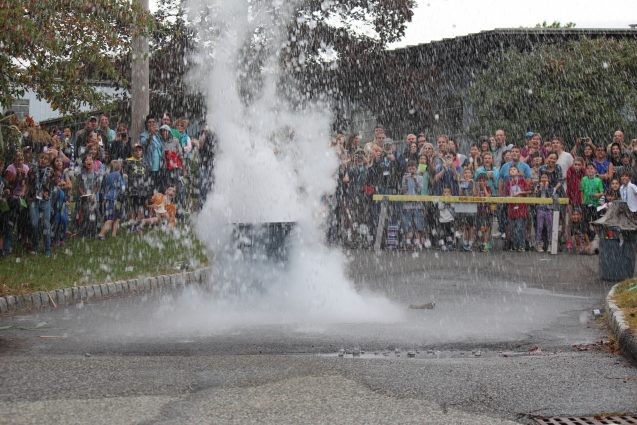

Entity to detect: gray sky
[390,0,636,48]
[150,0,635,47]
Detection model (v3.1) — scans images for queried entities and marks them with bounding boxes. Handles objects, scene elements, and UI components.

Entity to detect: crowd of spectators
[0,113,216,257]
[2,112,637,258]
[328,126,637,253]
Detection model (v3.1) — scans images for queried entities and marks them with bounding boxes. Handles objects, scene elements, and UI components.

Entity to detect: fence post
[550,197,560,255]
[374,196,389,252]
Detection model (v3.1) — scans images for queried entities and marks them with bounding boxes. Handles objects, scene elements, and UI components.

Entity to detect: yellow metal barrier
[371,194,569,205]
[371,194,569,254]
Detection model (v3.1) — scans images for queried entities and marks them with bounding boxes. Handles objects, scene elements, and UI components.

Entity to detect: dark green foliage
[468,38,637,146]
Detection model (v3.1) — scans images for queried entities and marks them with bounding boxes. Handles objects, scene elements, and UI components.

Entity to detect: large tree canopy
[0,0,152,113]
[468,38,637,145]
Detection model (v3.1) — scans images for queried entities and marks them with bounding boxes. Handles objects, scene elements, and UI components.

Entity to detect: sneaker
[565,240,573,250]
[29,250,36,255]
[97,234,105,241]
[404,239,412,249]
[414,240,423,250]
[492,231,501,238]
[44,251,51,258]
[423,239,432,249]
[536,245,544,253]
[441,245,448,252]
[501,233,507,240]
[462,243,471,252]
[518,247,526,252]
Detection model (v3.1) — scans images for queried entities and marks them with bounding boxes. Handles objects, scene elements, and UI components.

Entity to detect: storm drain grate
[534,416,637,425]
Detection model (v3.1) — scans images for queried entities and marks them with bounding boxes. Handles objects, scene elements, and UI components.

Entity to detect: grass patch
[613,278,637,331]
[0,226,210,295]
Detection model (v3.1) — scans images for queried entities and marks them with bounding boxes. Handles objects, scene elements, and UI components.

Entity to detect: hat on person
[133,142,143,149]
[89,116,98,122]
[525,131,535,139]
[383,138,394,146]
[159,124,172,132]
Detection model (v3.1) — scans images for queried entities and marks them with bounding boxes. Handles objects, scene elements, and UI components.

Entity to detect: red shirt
[505,177,529,219]
[566,166,585,206]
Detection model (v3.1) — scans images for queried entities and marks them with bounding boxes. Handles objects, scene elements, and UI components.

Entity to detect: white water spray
[180,0,402,326]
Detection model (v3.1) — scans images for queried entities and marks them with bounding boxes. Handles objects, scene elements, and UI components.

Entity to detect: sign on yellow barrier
[371,194,569,205]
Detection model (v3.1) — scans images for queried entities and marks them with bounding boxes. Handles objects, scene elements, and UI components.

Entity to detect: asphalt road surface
[0,251,635,424]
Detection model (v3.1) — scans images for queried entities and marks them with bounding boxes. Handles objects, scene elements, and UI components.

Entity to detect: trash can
[598,228,637,281]
[594,201,637,281]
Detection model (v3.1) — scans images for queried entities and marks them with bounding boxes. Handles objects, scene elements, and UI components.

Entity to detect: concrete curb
[0,267,212,316]
[606,283,637,365]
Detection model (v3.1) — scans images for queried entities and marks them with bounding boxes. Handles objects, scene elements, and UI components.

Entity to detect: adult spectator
[447,138,467,169]
[98,114,116,147]
[61,127,75,165]
[364,124,386,154]
[592,145,614,189]
[139,115,163,190]
[196,127,217,208]
[401,134,417,159]
[492,129,510,168]
[552,137,573,179]
[344,133,362,155]
[160,124,184,198]
[608,129,629,154]
[416,133,427,152]
[498,146,532,191]
[160,113,181,140]
[436,134,448,155]
[474,152,499,195]
[609,142,623,167]
[538,152,564,195]
[431,150,461,196]
[521,132,541,163]
[367,139,401,195]
[2,151,29,255]
[74,116,98,157]
[109,122,132,162]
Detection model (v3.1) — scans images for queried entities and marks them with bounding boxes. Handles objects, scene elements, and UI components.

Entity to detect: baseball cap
[525,131,535,139]
[159,124,172,132]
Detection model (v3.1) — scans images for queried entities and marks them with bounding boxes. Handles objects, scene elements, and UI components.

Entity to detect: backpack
[165,150,183,171]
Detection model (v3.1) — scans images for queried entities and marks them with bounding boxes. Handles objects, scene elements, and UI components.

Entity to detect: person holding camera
[108,122,131,162]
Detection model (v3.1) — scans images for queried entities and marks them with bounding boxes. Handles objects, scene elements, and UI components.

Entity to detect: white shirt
[620,182,637,212]
[557,151,574,179]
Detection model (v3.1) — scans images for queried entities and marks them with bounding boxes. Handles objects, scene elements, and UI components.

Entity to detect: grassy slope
[613,279,637,331]
[0,226,209,295]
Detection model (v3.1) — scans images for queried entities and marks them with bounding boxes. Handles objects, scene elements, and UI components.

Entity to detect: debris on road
[409,302,435,309]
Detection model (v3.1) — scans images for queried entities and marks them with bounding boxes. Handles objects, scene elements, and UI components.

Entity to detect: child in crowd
[98,160,126,240]
[602,178,621,205]
[569,207,596,254]
[475,173,493,252]
[620,170,637,212]
[140,186,177,229]
[580,163,603,227]
[400,160,425,249]
[458,167,476,251]
[505,165,530,252]
[436,186,455,251]
[77,154,101,237]
[534,173,553,252]
[75,154,100,237]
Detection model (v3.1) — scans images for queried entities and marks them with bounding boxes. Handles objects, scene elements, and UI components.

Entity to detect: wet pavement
[0,252,635,424]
